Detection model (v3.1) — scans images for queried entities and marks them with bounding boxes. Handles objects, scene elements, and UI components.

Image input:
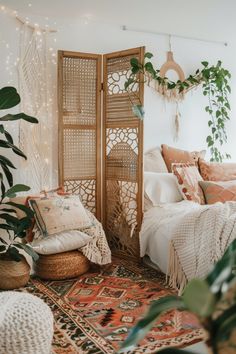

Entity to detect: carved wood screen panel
[103,47,144,258]
[58,51,102,220]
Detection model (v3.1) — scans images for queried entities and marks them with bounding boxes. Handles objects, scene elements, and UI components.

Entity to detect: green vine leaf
[130,57,139,68]
[144,52,153,59]
[201,61,209,67]
[132,105,145,119]
[124,52,231,162]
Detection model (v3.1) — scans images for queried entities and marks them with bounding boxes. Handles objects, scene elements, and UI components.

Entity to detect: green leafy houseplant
[125,52,231,162]
[120,238,236,354]
[0,86,39,263]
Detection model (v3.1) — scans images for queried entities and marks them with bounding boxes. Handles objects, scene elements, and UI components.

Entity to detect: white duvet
[140,200,201,273]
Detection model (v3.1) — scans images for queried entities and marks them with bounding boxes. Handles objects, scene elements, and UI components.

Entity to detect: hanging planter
[125,52,231,162]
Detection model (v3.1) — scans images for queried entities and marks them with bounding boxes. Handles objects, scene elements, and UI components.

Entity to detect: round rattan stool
[34,250,90,280]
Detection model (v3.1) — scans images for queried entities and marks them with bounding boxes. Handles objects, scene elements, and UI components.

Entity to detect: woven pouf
[0,291,54,354]
[34,250,90,280]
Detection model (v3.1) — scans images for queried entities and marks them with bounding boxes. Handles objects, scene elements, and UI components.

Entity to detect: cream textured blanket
[32,210,111,265]
[168,201,236,294]
[80,211,111,265]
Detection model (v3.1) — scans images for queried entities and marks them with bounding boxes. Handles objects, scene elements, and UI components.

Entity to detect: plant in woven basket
[120,238,236,354]
[0,86,39,263]
[125,53,231,162]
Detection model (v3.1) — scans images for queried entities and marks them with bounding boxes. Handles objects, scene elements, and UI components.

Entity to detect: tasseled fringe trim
[145,74,186,102]
[166,242,187,295]
[81,243,111,265]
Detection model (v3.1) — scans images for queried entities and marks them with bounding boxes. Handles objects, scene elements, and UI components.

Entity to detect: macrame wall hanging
[18,23,57,192]
[149,36,185,140]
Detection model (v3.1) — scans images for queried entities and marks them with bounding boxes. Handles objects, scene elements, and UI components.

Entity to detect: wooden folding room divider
[58,51,102,220]
[58,47,144,258]
[103,47,144,258]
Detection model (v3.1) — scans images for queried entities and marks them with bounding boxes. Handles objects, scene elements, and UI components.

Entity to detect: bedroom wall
[1,8,236,176]
[54,22,236,161]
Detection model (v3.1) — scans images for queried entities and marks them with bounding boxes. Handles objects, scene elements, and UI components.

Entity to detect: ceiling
[2,0,236,42]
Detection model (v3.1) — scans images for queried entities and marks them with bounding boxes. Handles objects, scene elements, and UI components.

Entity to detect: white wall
[1,9,236,178]
[54,21,236,160]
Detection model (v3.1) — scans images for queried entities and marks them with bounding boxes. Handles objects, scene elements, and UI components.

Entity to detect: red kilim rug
[20,257,205,353]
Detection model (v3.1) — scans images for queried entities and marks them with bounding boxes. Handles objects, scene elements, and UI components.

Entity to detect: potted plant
[0,86,39,289]
[120,238,236,354]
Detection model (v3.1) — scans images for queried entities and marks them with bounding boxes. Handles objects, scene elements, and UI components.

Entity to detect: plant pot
[0,257,30,290]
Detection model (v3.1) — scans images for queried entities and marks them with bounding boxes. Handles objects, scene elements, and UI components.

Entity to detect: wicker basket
[0,258,30,290]
[34,251,90,280]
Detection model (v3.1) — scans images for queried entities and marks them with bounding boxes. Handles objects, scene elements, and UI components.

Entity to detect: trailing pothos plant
[125,52,231,162]
[120,238,236,354]
[0,86,39,263]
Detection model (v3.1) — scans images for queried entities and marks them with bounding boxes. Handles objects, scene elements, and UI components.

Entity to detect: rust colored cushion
[199,159,236,181]
[162,144,206,172]
[172,163,205,204]
[199,180,236,204]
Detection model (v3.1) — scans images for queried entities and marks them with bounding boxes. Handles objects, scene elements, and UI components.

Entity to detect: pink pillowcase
[199,180,236,204]
[162,144,206,172]
[172,163,205,204]
[199,159,236,181]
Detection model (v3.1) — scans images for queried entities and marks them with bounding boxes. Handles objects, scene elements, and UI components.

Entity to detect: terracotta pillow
[144,147,168,173]
[172,163,205,204]
[199,159,236,181]
[199,180,236,204]
[29,195,92,236]
[162,144,206,172]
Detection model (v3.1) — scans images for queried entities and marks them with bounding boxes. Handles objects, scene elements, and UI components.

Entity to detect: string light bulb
[0,3,59,190]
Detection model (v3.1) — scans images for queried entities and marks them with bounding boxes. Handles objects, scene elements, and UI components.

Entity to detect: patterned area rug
[20,257,205,353]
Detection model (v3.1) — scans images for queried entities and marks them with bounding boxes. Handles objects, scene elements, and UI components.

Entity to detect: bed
[140,200,200,274]
[140,146,236,292]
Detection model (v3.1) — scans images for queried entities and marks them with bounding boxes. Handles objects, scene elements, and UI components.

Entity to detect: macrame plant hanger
[159,35,185,140]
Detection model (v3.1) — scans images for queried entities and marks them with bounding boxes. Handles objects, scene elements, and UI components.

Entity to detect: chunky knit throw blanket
[167,201,236,294]
[33,210,111,265]
[80,211,111,265]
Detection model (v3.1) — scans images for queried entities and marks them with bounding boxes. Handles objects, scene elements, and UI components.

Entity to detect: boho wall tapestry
[18,24,57,192]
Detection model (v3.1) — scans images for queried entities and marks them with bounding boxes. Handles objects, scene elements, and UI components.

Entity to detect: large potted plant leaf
[120,238,236,354]
[0,86,39,290]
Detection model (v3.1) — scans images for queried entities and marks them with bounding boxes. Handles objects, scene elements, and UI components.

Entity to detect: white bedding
[140,200,201,273]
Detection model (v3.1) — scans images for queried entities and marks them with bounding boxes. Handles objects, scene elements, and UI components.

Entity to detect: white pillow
[144,147,168,173]
[144,172,183,206]
[30,229,91,255]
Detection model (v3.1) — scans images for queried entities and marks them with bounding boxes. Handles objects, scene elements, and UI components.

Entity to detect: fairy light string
[0,4,58,191]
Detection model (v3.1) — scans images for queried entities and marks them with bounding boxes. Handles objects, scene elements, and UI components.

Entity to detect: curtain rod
[16,15,57,33]
[122,25,228,47]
